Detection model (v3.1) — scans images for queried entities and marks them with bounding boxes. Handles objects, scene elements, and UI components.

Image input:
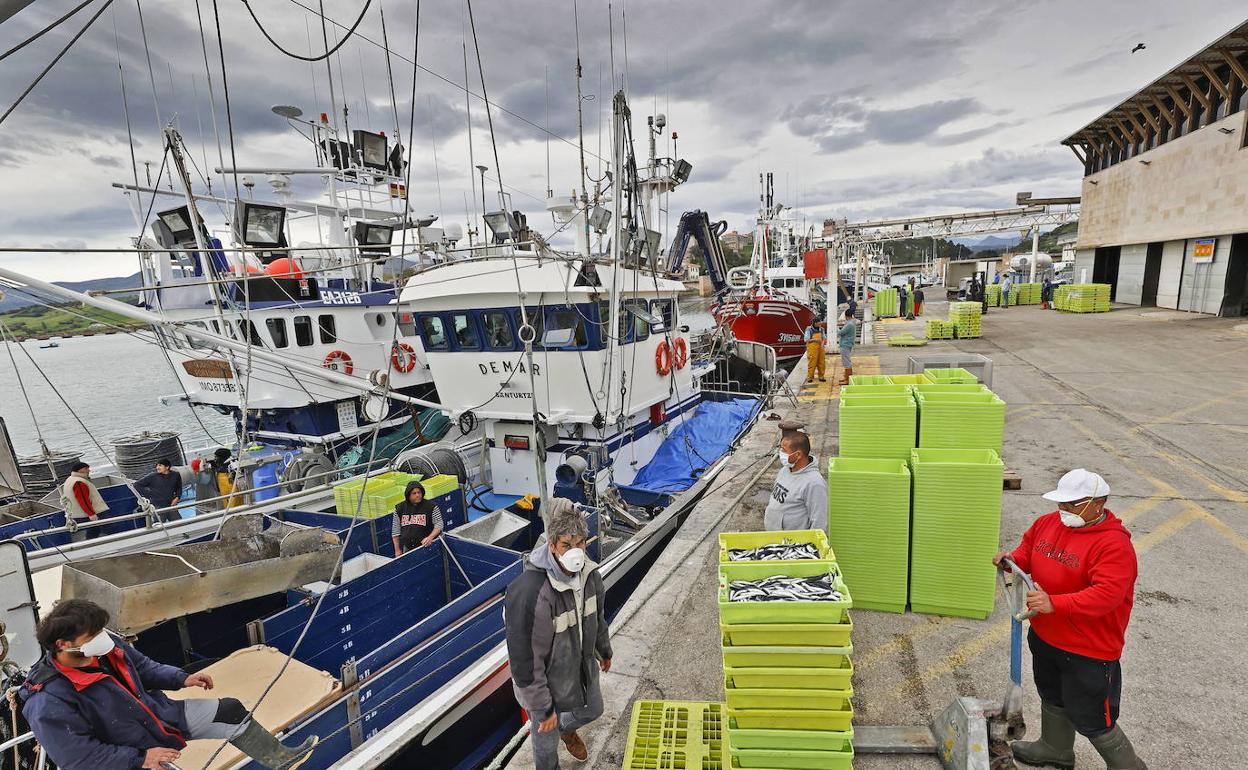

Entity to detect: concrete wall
[1115,243,1148,305]
[1177,236,1232,314]
[1076,112,1248,249]
[1074,248,1096,284]
[1157,240,1185,309]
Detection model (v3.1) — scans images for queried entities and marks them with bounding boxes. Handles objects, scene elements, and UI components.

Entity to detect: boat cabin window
[543,306,588,349]
[482,311,515,350]
[420,315,449,351]
[650,299,676,332]
[237,320,263,346]
[517,308,544,348]
[266,318,289,348]
[317,314,337,344]
[293,315,313,346]
[366,312,390,340]
[449,313,481,350]
[620,299,652,343]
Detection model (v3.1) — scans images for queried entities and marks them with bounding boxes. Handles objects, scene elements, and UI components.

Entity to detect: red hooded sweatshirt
[1009,510,1137,661]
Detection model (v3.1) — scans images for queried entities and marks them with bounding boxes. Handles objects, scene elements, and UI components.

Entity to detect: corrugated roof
[1062,19,1248,145]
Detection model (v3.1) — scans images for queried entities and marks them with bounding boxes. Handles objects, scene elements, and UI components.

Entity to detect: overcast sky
[1,1,1245,281]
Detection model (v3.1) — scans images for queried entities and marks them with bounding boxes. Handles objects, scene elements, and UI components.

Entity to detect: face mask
[1059,511,1088,528]
[67,630,115,658]
[777,449,793,469]
[557,547,586,573]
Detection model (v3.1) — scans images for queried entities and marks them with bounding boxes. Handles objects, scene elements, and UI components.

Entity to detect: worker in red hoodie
[994,469,1144,770]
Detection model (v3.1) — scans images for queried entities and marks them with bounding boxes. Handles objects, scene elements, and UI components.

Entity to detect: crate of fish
[921,367,979,385]
[729,740,855,770]
[332,471,422,518]
[719,530,835,565]
[925,319,954,340]
[909,449,1003,619]
[725,690,854,727]
[721,619,854,649]
[847,374,891,385]
[624,700,726,770]
[838,394,917,461]
[718,562,851,625]
[826,457,910,614]
[887,332,928,347]
[915,391,1006,453]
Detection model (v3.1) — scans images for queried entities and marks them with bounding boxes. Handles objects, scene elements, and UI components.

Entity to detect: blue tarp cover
[623,397,760,495]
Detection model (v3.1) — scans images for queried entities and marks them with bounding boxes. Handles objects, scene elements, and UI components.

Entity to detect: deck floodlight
[673,159,692,184]
[388,143,406,176]
[236,201,287,248]
[353,222,395,247]
[353,130,389,170]
[588,205,612,234]
[157,206,198,245]
[643,228,662,260]
[484,210,512,242]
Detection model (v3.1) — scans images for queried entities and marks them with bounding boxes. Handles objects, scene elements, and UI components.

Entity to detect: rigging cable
[239,0,372,63]
[133,0,163,130]
[0,0,94,62]
[0,0,115,129]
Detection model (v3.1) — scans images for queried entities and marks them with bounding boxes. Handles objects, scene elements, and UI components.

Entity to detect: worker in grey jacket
[504,501,612,768]
[764,431,828,532]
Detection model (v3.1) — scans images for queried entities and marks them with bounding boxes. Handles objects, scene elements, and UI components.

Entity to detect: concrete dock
[507,300,1247,770]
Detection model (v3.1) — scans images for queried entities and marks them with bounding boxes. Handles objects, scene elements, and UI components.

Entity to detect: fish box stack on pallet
[985,284,1001,307]
[332,471,424,518]
[1014,283,1041,305]
[622,701,727,770]
[925,319,954,340]
[873,287,899,318]
[827,369,1005,620]
[947,301,982,338]
[719,530,856,770]
[1054,283,1111,312]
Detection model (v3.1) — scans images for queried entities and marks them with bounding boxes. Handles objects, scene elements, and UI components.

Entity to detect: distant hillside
[0,272,142,312]
[952,234,1021,252]
[886,237,974,265]
[0,300,145,340]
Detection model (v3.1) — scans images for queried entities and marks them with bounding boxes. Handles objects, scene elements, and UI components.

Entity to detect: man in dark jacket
[21,599,316,770]
[505,500,611,768]
[134,459,182,522]
[390,480,444,557]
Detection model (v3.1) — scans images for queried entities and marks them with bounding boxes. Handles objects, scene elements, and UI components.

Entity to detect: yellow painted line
[855,616,958,673]
[1134,383,1248,427]
[1199,512,1248,554]
[1132,503,1205,552]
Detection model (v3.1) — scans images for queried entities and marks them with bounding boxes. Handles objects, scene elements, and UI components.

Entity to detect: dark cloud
[1052,90,1131,116]
[784,96,988,153]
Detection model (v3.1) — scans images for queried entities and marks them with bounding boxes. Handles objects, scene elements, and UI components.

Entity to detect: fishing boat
[709,173,820,361]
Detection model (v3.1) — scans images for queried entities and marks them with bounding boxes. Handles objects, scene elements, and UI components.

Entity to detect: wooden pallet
[1003,469,1022,490]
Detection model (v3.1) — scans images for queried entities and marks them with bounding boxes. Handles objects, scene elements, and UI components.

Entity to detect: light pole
[475,164,489,239]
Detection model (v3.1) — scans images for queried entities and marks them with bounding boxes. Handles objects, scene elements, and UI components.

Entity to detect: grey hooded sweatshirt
[764,458,828,532]
[503,545,612,719]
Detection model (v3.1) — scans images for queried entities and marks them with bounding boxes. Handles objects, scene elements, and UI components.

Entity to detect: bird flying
[1131,43,1146,53]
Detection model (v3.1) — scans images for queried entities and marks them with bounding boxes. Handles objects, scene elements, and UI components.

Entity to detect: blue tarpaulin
[621,397,761,498]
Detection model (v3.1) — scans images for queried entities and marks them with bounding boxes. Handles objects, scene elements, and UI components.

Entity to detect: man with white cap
[993,469,1144,770]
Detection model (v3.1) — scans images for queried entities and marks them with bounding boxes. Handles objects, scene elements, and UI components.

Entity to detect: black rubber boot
[1089,725,1148,770]
[229,721,318,770]
[1011,702,1076,769]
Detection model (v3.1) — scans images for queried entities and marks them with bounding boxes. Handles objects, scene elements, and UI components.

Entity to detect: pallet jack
[853,558,1037,769]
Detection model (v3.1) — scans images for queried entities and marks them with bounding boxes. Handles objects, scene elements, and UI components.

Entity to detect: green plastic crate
[722,645,852,669]
[921,367,978,385]
[719,530,834,565]
[873,287,899,318]
[332,471,422,518]
[719,562,851,625]
[908,449,1003,619]
[725,690,853,725]
[420,473,460,498]
[725,661,853,691]
[826,457,911,614]
[913,383,989,394]
[838,395,917,461]
[730,743,854,770]
[726,725,854,752]
[847,374,891,385]
[887,333,928,347]
[624,700,726,770]
[885,374,928,385]
[721,619,854,648]
[915,391,1006,453]
[838,384,914,396]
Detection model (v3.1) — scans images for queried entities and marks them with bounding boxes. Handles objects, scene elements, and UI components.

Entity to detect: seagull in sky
[1131,43,1146,53]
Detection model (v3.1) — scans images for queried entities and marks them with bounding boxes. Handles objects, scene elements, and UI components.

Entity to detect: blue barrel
[252,463,281,501]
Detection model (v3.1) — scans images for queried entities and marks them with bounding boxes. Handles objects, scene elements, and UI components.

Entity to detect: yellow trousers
[806,341,825,379]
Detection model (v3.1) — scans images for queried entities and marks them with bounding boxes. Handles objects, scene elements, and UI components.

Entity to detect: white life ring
[727,266,756,291]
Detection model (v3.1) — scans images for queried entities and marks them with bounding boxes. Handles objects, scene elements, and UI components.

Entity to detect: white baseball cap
[1042,469,1110,503]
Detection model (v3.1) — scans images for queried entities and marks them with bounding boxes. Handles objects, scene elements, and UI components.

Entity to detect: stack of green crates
[419,473,460,498]
[948,301,982,338]
[886,332,927,347]
[827,458,911,613]
[718,535,855,770]
[874,287,899,318]
[332,471,422,518]
[1055,283,1111,312]
[909,449,1004,618]
[926,319,954,340]
[915,390,1006,454]
[1014,283,1041,305]
[985,284,1001,307]
[838,393,917,460]
[921,367,979,385]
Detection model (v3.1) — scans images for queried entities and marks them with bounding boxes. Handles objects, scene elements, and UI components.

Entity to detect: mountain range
[0,273,143,312]
[950,234,1022,252]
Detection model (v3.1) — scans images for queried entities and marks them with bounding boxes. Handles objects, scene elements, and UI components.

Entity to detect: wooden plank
[1003,469,1022,490]
[1221,50,1248,92]
[1136,103,1161,134]
[1200,62,1233,101]
[1178,73,1212,112]
[1121,111,1149,142]
[1163,84,1195,120]
[1147,94,1175,127]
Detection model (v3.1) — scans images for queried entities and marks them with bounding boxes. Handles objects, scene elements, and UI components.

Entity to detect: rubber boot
[1011,702,1076,769]
[839,367,853,385]
[1089,725,1148,770]
[229,721,318,770]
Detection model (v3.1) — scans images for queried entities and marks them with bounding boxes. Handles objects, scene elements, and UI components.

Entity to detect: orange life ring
[655,340,672,376]
[391,342,417,373]
[672,337,689,370]
[323,349,353,375]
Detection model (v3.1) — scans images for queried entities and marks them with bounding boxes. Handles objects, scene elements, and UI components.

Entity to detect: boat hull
[712,295,816,360]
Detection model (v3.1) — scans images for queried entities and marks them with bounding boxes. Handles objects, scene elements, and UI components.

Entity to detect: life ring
[390,342,417,373]
[323,349,353,375]
[673,337,689,369]
[727,266,756,291]
[655,340,672,376]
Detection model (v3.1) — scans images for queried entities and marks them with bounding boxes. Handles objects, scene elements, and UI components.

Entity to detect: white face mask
[557,547,586,573]
[1059,511,1088,528]
[66,630,115,658]
[777,449,793,469]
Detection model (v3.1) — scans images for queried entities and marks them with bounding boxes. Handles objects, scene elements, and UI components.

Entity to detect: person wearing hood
[764,431,828,532]
[20,599,316,770]
[504,500,611,769]
[391,480,443,557]
[993,469,1145,770]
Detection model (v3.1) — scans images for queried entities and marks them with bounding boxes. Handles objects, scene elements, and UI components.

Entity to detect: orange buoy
[265,257,304,279]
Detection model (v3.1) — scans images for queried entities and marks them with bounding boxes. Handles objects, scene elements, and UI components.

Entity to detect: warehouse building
[1061,20,1248,316]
